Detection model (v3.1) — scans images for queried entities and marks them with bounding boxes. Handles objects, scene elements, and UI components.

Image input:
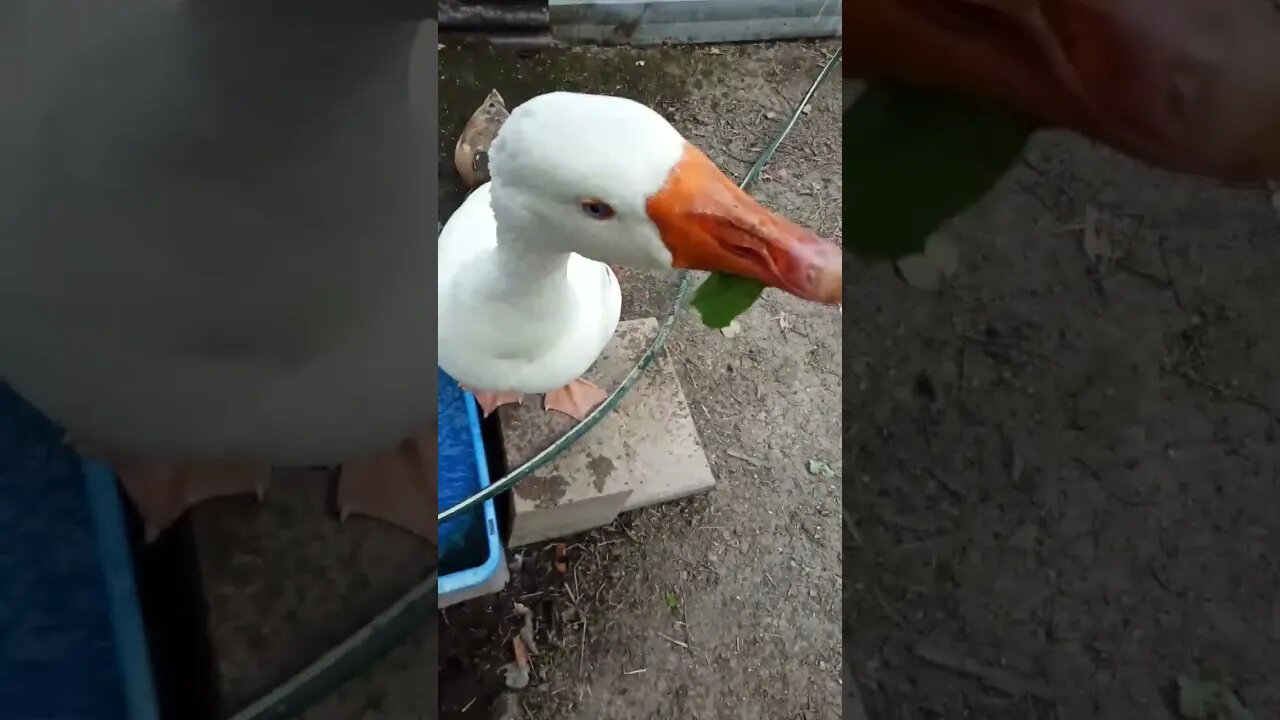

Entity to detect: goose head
[487,92,841,304]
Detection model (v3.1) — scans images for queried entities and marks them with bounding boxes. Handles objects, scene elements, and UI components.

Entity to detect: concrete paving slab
[499,317,717,547]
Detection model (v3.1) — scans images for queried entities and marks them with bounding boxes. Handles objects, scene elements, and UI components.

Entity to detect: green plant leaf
[845,82,1034,259]
[1177,677,1254,720]
[691,273,765,329]
[807,459,836,478]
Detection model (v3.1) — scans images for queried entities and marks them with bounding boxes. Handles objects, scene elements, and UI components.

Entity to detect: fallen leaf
[513,602,539,655]
[501,637,531,689]
[1177,677,1254,720]
[499,663,528,689]
[513,635,530,668]
[720,319,743,338]
[554,542,568,573]
[808,459,837,478]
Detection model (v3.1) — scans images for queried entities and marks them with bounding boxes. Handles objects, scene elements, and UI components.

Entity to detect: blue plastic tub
[436,368,503,599]
[0,383,159,720]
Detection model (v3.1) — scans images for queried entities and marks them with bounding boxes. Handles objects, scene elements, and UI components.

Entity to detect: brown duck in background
[454,89,509,189]
[846,0,1280,181]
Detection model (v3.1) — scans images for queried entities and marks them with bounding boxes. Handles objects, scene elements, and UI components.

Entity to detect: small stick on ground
[616,524,641,544]
[842,509,863,546]
[657,631,690,649]
[1156,235,1191,317]
[872,584,906,627]
[726,449,767,466]
[678,582,695,650]
[912,640,1057,702]
[1175,368,1280,430]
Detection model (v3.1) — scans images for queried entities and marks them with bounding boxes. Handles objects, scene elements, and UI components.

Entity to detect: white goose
[438,92,842,419]
[0,20,435,542]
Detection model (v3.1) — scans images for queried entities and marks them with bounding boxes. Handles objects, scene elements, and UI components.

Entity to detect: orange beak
[645,144,842,305]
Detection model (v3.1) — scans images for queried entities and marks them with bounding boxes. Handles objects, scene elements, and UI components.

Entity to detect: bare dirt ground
[845,129,1280,718]
[438,41,843,719]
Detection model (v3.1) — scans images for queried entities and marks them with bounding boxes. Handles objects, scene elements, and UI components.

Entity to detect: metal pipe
[440,0,550,32]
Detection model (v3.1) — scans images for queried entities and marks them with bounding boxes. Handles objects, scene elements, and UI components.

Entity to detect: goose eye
[580,198,616,220]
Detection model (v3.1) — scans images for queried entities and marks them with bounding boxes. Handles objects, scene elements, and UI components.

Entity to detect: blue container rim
[437,385,502,597]
[83,458,162,720]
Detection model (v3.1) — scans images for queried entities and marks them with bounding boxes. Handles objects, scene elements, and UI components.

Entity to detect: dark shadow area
[126,502,222,720]
[481,412,514,547]
[843,130,1280,718]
